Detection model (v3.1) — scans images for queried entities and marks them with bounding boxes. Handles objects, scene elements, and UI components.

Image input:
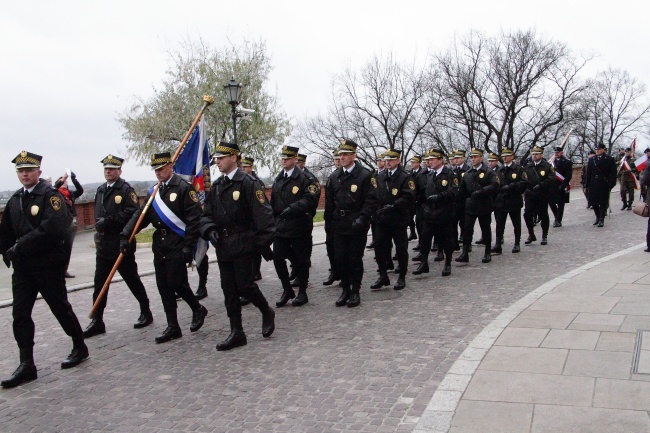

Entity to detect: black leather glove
[427,194,440,205]
[533,184,541,192]
[378,204,395,214]
[260,244,274,261]
[182,248,194,265]
[4,244,17,261]
[71,172,76,180]
[351,217,366,232]
[119,238,132,254]
[471,190,483,198]
[207,230,219,248]
[280,207,293,219]
[95,218,106,231]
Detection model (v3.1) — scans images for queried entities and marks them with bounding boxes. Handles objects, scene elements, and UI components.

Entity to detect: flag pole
[89,95,215,319]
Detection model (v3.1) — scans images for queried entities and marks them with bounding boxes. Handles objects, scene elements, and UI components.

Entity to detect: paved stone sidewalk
[417,245,650,433]
[0,192,647,432]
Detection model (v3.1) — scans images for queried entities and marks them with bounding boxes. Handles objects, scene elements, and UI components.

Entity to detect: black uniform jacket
[0,179,72,272]
[423,166,458,222]
[585,153,617,206]
[414,168,430,207]
[271,168,319,238]
[122,173,200,261]
[95,178,140,259]
[494,163,528,212]
[324,163,378,235]
[454,162,471,211]
[375,167,416,226]
[200,169,275,262]
[458,163,500,216]
[301,167,321,216]
[524,159,555,199]
[551,156,573,201]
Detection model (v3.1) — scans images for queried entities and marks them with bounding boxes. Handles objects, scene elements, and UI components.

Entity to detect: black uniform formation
[0,140,623,389]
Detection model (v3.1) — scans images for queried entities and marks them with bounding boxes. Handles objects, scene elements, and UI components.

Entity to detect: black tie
[284,173,288,179]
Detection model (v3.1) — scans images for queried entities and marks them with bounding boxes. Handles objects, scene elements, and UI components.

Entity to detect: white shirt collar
[107,182,116,188]
[284,167,295,178]
[343,162,356,173]
[225,167,238,180]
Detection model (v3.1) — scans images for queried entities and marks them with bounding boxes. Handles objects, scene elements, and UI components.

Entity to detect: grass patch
[313,210,324,223]
[135,228,155,243]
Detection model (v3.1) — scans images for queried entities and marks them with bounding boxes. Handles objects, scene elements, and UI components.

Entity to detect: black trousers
[549,200,566,223]
[63,223,77,271]
[420,219,454,265]
[12,268,84,349]
[375,223,409,275]
[524,195,549,237]
[495,209,522,243]
[331,232,367,293]
[197,255,209,288]
[463,213,492,248]
[218,257,270,319]
[592,204,608,220]
[93,252,150,318]
[153,258,200,315]
[273,236,312,289]
[415,206,425,239]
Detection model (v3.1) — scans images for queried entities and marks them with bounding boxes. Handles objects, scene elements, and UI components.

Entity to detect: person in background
[54,171,83,278]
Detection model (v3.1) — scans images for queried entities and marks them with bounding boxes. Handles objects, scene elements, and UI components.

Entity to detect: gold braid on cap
[14,156,40,165]
[104,156,122,166]
[151,156,172,165]
[339,143,356,152]
[384,150,400,159]
[214,145,240,156]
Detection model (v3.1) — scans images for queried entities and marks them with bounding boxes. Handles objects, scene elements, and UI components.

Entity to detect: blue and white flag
[149,185,187,237]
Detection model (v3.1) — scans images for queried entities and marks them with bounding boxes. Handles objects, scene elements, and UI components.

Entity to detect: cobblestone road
[0,192,646,432]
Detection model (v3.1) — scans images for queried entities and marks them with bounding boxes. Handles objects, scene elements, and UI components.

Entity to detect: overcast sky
[1,0,648,188]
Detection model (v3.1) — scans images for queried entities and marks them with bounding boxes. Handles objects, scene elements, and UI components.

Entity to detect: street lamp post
[223,77,243,145]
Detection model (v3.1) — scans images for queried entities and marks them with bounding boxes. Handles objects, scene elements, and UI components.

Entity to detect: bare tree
[293,54,441,169]
[574,67,650,153]
[117,38,292,173]
[435,29,590,158]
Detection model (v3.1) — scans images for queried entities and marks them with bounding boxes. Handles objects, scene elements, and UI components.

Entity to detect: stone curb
[412,241,648,433]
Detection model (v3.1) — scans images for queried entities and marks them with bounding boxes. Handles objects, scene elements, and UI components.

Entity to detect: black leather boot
[597,219,604,227]
[412,252,422,262]
[442,263,452,276]
[621,202,628,211]
[322,272,338,286]
[262,308,275,337]
[394,274,406,290]
[194,285,207,300]
[347,292,360,308]
[525,234,537,244]
[455,244,469,263]
[216,316,247,351]
[335,288,350,307]
[290,276,301,287]
[61,344,89,369]
[1,362,37,388]
[190,305,208,332]
[512,243,521,253]
[413,262,429,275]
[83,317,106,338]
[482,246,491,263]
[133,309,154,329]
[292,288,309,306]
[370,274,390,290]
[412,244,421,251]
[276,288,295,307]
[491,238,502,254]
[434,251,445,262]
[155,325,182,344]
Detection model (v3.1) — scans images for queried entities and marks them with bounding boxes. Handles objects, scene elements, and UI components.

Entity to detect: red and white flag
[635,154,648,172]
[622,159,641,190]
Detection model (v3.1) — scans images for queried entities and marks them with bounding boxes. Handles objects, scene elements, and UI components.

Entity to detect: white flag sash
[150,186,186,237]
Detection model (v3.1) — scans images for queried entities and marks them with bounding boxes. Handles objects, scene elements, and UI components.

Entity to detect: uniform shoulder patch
[371,178,377,188]
[408,180,415,190]
[50,196,62,211]
[189,190,199,203]
[130,191,138,203]
[256,190,266,204]
[308,184,318,194]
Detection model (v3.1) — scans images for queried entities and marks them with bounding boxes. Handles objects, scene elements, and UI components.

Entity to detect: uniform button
[161,237,165,240]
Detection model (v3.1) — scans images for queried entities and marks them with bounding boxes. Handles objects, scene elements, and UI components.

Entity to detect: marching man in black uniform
[271,146,320,307]
[549,146,573,227]
[200,143,276,350]
[413,148,458,276]
[370,149,415,291]
[492,148,528,254]
[121,152,208,344]
[452,150,471,250]
[523,146,555,244]
[323,149,342,286]
[0,151,88,388]
[324,139,378,307]
[407,155,422,241]
[84,155,153,338]
[456,148,500,264]
[585,143,618,227]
